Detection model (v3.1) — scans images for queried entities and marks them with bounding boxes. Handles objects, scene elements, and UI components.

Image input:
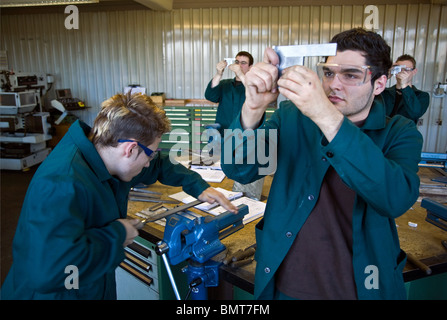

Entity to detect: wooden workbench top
[127,167,447,293]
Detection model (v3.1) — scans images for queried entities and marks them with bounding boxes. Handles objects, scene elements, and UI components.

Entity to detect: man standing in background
[205,51,265,200]
[205,51,254,135]
[381,54,430,124]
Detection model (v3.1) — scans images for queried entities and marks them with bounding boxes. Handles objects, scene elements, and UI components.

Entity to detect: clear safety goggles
[316,62,372,86]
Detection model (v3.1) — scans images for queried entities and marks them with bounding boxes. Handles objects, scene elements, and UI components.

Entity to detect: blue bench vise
[156,204,249,299]
[421,198,447,232]
[419,152,447,172]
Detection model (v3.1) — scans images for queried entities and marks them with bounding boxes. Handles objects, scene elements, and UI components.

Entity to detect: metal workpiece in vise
[156,204,249,300]
[422,198,447,232]
[421,198,447,251]
[273,43,337,73]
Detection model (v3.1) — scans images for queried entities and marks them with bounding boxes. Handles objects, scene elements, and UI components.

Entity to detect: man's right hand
[241,48,280,129]
[117,218,140,247]
[211,60,228,88]
[216,60,227,75]
[395,69,415,89]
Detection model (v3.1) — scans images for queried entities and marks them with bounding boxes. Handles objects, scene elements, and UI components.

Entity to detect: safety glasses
[317,62,372,86]
[118,139,159,160]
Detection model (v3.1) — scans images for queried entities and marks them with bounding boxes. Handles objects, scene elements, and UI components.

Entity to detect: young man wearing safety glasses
[205,51,254,135]
[380,54,430,123]
[221,28,422,299]
[2,92,237,300]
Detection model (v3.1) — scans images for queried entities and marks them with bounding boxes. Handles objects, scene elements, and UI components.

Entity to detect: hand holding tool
[273,43,337,72]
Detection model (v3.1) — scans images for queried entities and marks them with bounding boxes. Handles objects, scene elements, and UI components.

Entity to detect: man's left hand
[198,187,239,213]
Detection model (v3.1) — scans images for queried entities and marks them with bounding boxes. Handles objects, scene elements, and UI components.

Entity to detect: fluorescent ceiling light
[0,0,99,7]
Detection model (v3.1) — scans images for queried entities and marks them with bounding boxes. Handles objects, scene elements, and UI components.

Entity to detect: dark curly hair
[330,28,392,83]
[236,51,254,66]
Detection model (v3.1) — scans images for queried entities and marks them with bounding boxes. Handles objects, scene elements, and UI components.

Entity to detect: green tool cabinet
[159,105,218,155]
[115,236,188,300]
[159,104,275,156]
[160,107,193,154]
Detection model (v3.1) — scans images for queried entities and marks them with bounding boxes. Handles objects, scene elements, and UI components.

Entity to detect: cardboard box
[164,99,186,106]
[150,92,166,105]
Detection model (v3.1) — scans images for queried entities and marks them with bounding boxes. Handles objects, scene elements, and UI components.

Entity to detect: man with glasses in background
[205,51,265,200]
[380,54,430,123]
[2,92,237,300]
[221,28,422,299]
[205,51,254,135]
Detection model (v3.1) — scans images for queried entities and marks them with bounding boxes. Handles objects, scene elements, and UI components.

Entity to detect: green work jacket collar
[67,120,113,183]
[360,96,387,131]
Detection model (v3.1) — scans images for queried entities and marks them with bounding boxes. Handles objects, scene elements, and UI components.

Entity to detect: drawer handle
[119,262,153,287]
[124,252,152,272]
[127,242,151,259]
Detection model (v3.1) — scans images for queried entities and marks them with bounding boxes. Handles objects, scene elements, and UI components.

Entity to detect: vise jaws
[159,204,248,265]
[156,204,249,299]
[422,198,447,232]
[419,152,447,172]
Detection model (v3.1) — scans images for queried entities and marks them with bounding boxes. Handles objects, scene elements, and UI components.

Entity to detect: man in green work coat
[381,54,430,124]
[2,93,236,300]
[204,51,254,136]
[205,52,266,200]
[221,28,422,299]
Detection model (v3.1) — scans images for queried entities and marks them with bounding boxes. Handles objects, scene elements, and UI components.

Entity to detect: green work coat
[2,120,209,300]
[204,78,246,134]
[380,85,430,123]
[221,97,422,299]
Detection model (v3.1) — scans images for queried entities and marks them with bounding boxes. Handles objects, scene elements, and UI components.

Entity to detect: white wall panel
[1,4,446,151]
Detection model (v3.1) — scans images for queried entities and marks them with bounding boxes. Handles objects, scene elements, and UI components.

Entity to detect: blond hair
[90,92,171,148]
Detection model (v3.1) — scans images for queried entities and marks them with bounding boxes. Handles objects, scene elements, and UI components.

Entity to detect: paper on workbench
[169,187,243,211]
[190,167,226,183]
[190,160,222,170]
[209,196,266,224]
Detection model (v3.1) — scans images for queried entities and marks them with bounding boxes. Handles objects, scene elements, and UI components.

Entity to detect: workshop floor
[1,166,37,286]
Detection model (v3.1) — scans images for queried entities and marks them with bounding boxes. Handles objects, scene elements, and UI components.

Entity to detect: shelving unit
[0,90,52,171]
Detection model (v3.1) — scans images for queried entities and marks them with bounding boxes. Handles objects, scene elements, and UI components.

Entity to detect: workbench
[124,167,447,300]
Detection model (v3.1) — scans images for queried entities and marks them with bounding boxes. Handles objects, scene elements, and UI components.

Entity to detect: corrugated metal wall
[1,4,446,152]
